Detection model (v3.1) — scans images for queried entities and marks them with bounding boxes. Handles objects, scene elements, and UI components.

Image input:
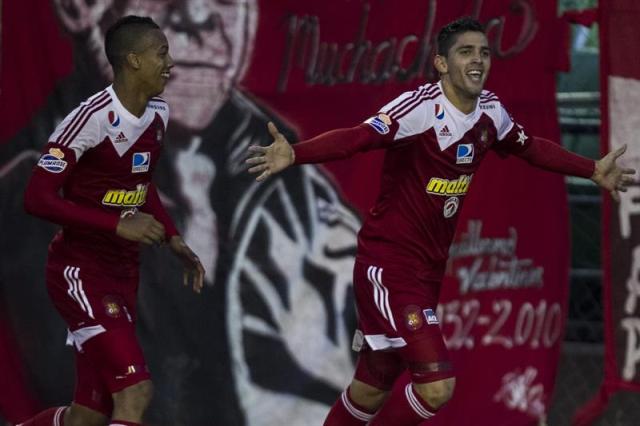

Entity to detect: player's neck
[112,77,150,118]
[440,79,478,115]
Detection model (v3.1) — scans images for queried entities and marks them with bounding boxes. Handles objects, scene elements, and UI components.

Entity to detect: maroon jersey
[25,86,176,278]
[355,82,532,278]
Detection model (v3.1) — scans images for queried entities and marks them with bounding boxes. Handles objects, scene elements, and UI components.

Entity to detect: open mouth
[467,70,483,83]
[161,71,171,80]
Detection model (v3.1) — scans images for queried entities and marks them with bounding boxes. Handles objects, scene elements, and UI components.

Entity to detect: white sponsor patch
[365,114,391,134]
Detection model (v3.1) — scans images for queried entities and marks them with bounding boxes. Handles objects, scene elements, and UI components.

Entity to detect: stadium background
[1,0,639,425]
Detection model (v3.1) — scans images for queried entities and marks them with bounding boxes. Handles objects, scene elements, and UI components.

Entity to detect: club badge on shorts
[102,295,123,318]
[403,305,424,331]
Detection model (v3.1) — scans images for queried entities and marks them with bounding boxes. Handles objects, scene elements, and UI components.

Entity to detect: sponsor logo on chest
[132,152,150,173]
[456,144,474,164]
[102,183,148,207]
[425,174,473,196]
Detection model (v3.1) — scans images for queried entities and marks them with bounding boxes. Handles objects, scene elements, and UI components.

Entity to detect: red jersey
[24,86,177,278]
[294,82,535,280]
[356,82,533,278]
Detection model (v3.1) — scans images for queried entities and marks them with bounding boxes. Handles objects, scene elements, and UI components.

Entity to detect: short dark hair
[104,15,160,72]
[436,17,486,57]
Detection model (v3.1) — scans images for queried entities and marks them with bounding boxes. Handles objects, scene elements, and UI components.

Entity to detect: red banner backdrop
[1,1,571,425]
[573,1,640,424]
[245,1,569,424]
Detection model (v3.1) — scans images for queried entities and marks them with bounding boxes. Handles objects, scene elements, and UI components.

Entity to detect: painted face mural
[49,1,359,423]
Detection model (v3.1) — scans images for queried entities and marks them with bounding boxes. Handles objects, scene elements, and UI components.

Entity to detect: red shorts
[46,255,150,415]
[352,260,452,387]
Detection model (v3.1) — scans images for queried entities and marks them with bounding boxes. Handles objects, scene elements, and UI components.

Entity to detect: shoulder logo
[37,148,68,173]
[456,144,474,164]
[435,104,445,120]
[108,110,120,127]
[132,152,150,173]
[365,114,391,135]
[439,125,452,137]
[114,132,128,144]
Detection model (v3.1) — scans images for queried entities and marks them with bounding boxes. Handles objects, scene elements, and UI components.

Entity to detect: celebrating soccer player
[247,17,636,426]
[19,16,204,426]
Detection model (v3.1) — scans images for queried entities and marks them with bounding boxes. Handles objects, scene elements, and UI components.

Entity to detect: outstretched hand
[592,145,637,202]
[246,122,295,181]
[169,235,205,294]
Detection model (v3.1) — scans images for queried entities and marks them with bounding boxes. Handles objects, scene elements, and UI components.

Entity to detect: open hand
[246,122,295,182]
[169,235,205,294]
[592,145,637,202]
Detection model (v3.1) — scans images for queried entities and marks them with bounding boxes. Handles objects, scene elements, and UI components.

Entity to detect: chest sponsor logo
[114,132,128,144]
[108,110,120,127]
[37,148,67,173]
[439,125,452,137]
[435,104,445,120]
[132,152,150,173]
[423,308,439,325]
[456,144,474,164]
[426,174,473,196]
[365,114,391,135]
[102,183,148,207]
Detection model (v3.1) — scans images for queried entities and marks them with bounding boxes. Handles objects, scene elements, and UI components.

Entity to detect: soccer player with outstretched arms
[247,17,635,426]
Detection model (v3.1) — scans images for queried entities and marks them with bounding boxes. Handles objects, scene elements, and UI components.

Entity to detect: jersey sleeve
[48,106,104,161]
[293,88,430,165]
[491,103,533,157]
[377,88,433,141]
[23,142,120,232]
[141,183,179,237]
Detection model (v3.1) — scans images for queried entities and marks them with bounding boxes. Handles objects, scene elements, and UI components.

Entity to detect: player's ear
[434,54,448,74]
[126,53,141,70]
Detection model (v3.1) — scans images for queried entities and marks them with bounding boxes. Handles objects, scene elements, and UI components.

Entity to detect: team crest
[403,305,424,331]
[102,295,123,318]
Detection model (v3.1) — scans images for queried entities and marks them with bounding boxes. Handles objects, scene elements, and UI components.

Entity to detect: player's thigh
[45,260,137,332]
[72,349,114,417]
[352,346,405,391]
[354,261,454,383]
[81,325,151,395]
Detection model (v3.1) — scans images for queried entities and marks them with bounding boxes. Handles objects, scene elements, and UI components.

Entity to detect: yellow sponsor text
[426,174,473,196]
[102,183,148,207]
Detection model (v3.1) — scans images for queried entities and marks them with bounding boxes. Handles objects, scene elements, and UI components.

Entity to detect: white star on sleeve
[517,130,529,146]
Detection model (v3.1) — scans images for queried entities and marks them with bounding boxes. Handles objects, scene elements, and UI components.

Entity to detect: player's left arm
[515,137,636,201]
[492,103,636,201]
[142,183,204,293]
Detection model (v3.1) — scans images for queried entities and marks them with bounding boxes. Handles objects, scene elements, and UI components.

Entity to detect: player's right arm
[23,108,165,244]
[247,87,430,182]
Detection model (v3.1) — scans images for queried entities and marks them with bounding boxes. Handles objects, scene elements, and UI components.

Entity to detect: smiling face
[132,29,174,97]
[57,0,256,131]
[435,31,491,105]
